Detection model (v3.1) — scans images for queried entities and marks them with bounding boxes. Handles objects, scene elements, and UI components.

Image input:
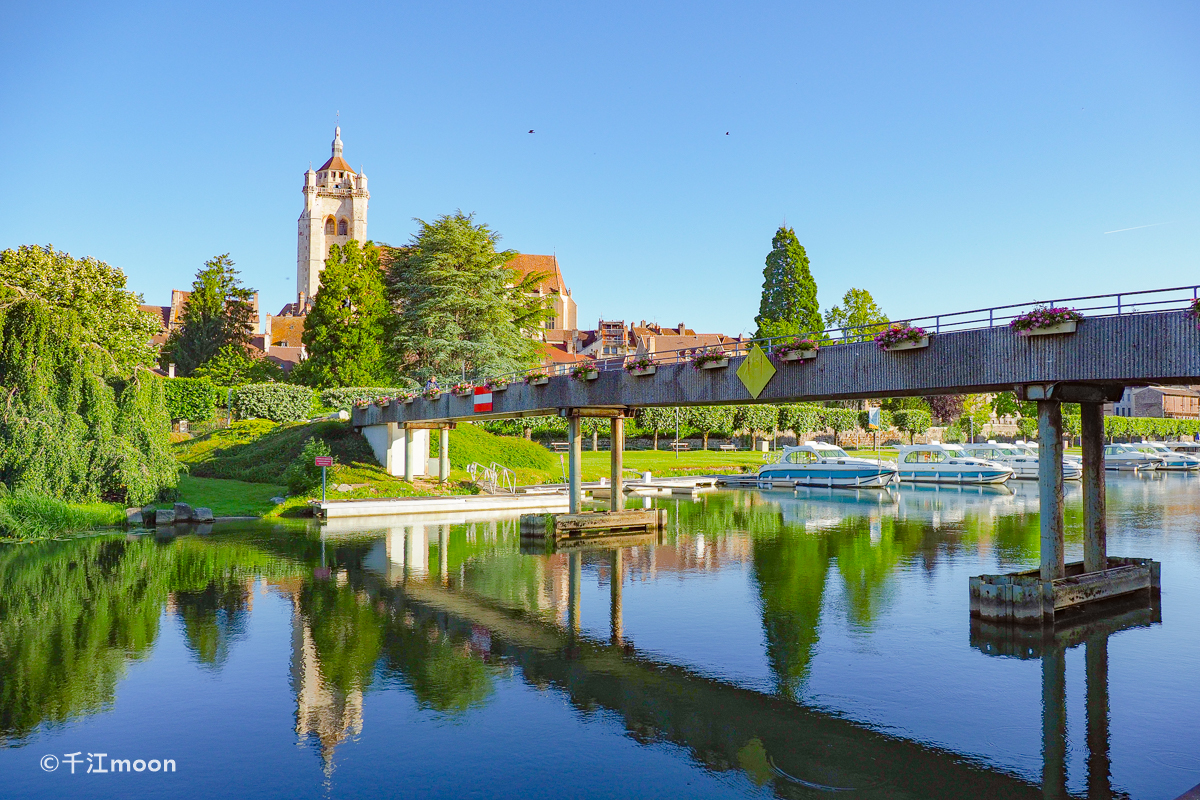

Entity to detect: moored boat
[963,441,1082,480]
[897,443,1013,484]
[1103,443,1163,471]
[757,442,898,489]
[1133,442,1200,471]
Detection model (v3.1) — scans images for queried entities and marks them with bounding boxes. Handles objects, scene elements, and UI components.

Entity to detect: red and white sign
[314,456,333,467]
[474,386,493,413]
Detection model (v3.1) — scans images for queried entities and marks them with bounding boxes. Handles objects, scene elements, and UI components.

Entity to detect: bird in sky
[725,131,729,135]
[528,129,535,134]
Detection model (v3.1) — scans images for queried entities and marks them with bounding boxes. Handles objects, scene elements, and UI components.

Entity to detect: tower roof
[318,125,355,173]
[318,155,355,173]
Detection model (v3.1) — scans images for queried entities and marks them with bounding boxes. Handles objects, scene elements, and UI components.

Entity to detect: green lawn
[164,475,288,518]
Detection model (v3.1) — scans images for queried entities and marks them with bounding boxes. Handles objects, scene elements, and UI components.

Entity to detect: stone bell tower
[296,126,369,310]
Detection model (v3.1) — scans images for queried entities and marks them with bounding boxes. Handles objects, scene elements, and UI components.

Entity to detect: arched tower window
[338,219,348,236]
[324,218,335,235]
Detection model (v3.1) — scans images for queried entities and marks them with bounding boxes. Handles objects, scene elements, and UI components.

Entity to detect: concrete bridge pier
[438,426,450,484]
[1036,400,1066,581]
[610,417,625,512]
[567,415,582,513]
[972,383,1159,624]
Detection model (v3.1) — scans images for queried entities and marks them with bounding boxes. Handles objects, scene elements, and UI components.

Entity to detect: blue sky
[1,1,1196,335]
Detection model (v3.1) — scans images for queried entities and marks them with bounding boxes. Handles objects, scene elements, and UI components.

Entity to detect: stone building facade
[296,126,369,310]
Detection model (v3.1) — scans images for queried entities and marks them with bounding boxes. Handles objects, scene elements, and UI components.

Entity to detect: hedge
[232,384,315,423]
[319,387,408,413]
[164,377,218,422]
[1104,416,1200,440]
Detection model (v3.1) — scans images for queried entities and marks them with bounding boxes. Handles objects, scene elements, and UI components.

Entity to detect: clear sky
[1,1,1196,335]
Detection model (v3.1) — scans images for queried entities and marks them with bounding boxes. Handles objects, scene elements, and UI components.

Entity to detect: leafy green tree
[961,395,992,442]
[778,404,820,437]
[823,288,889,342]
[687,406,735,450]
[635,407,676,450]
[820,408,859,446]
[294,241,390,388]
[892,409,932,444]
[992,391,1020,420]
[192,344,284,387]
[384,212,551,383]
[164,254,257,375]
[735,405,779,447]
[0,244,160,373]
[754,227,821,339]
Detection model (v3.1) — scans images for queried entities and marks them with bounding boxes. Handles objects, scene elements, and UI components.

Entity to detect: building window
[324,218,335,235]
[338,219,348,236]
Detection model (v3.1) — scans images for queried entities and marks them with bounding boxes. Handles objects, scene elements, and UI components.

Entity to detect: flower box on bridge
[527,376,549,386]
[627,365,657,377]
[696,357,729,370]
[1024,320,1078,337]
[780,349,818,362]
[884,336,929,352]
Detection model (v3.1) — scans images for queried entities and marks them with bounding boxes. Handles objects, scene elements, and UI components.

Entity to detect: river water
[1,473,1197,799]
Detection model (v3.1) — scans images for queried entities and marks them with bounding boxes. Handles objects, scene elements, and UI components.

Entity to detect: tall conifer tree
[294,240,389,388]
[754,227,821,339]
[165,254,256,375]
[384,212,550,383]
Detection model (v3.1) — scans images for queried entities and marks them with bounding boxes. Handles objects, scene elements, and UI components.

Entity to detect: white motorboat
[1166,441,1200,457]
[757,442,899,489]
[1132,442,1200,471]
[897,443,1013,485]
[963,441,1082,480]
[1102,444,1163,472]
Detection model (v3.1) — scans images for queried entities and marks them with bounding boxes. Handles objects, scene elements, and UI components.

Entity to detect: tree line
[162,212,550,390]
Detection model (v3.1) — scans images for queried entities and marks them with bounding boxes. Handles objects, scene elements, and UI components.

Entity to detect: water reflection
[0,475,1197,798]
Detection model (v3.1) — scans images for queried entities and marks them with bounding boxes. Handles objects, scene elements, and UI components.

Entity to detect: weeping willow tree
[0,298,176,505]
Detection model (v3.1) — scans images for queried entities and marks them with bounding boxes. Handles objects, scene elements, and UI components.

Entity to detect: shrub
[319,387,407,413]
[281,437,333,495]
[164,377,218,422]
[232,384,314,422]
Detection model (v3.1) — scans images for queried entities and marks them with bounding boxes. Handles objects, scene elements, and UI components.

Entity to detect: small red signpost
[315,456,333,502]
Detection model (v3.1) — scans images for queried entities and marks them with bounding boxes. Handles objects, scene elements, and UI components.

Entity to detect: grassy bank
[0,487,125,542]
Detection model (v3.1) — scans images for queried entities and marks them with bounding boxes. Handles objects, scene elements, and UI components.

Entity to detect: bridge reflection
[971,597,1161,800]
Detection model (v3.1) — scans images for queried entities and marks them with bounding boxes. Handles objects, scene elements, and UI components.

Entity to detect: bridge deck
[353,309,1200,426]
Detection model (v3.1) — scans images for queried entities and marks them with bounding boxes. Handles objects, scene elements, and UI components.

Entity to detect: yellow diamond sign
[736,343,776,399]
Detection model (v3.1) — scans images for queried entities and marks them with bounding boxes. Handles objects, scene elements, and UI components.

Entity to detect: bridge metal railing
[434,283,1200,392]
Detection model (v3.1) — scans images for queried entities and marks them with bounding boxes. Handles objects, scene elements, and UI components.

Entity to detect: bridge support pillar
[1037,400,1065,581]
[568,414,582,514]
[1081,402,1107,573]
[610,417,625,512]
[438,426,450,484]
[403,427,415,482]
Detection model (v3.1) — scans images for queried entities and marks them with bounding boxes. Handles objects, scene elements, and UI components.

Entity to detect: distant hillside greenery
[0,246,177,505]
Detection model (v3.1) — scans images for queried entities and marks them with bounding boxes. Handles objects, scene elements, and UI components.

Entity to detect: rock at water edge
[193,507,215,523]
[126,508,144,526]
[173,502,193,522]
[155,508,176,525]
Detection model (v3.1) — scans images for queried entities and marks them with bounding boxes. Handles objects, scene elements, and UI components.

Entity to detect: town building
[296,126,369,311]
[1109,385,1200,419]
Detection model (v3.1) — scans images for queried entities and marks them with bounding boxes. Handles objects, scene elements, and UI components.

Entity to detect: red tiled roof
[140,304,171,329]
[270,316,305,348]
[540,342,589,364]
[317,156,355,173]
[507,254,566,294]
[265,347,304,373]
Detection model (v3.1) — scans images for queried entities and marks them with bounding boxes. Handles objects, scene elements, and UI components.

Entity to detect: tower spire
[331,123,343,159]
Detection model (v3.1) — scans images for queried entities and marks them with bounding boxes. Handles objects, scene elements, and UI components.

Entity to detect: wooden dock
[520,508,667,544]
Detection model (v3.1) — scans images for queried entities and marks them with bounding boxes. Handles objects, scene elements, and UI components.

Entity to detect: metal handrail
[489,462,516,494]
[424,283,1200,393]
